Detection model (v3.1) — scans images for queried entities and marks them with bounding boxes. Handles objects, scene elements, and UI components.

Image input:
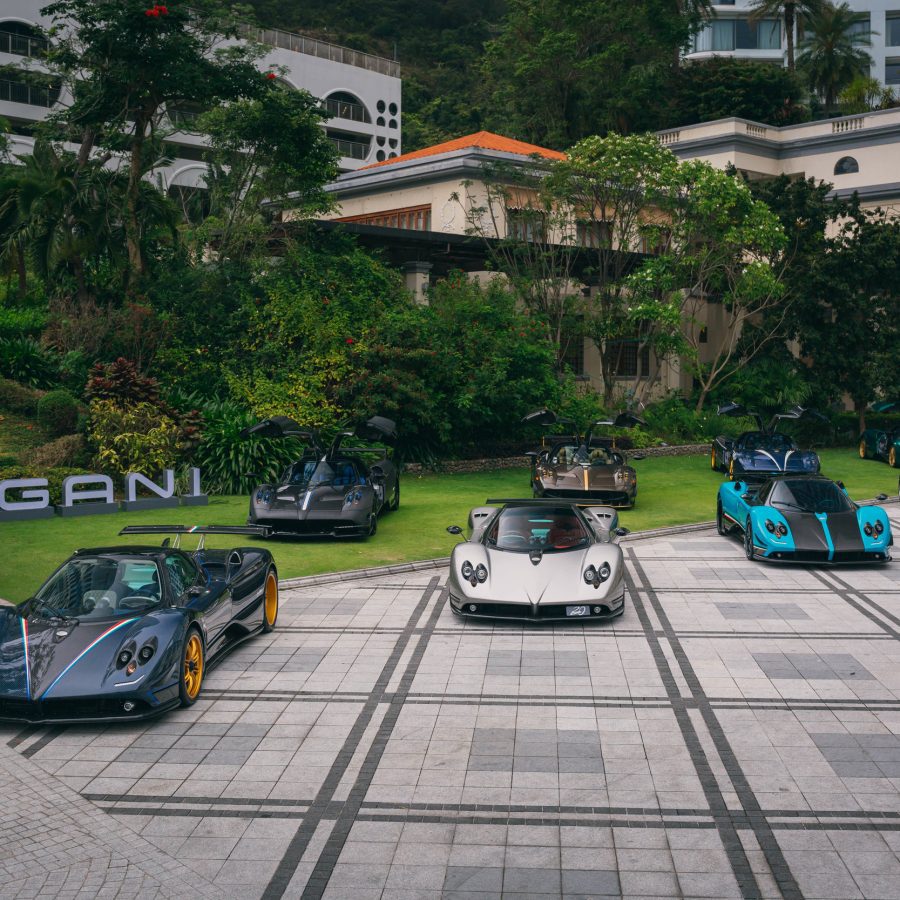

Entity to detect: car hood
[0,611,180,700]
[734,449,818,473]
[450,542,623,605]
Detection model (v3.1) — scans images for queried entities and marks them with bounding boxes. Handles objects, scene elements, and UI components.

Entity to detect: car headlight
[461,560,474,580]
[776,523,788,537]
[864,523,874,536]
[598,563,611,581]
[583,565,596,585]
[117,650,132,667]
[875,521,884,535]
[475,564,488,583]
[765,520,776,533]
[138,645,154,663]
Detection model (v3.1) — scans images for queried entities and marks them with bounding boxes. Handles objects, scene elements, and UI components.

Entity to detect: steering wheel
[501,533,529,547]
[119,595,158,611]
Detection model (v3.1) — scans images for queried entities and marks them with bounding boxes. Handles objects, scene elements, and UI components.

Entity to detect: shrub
[0,466,92,506]
[22,434,87,469]
[0,378,43,414]
[0,337,59,388]
[85,358,161,405]
[185,397,302,495]
[87,399,181,476]
[0,307,48,339]
[37,389,79,437]
[643,394,750,443]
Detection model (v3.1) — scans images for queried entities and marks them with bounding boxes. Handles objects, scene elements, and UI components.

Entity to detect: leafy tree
[482,0,703,148]
[798,1,874,110]
[839,75,897,114]
[199,84,338,261]
[628,161,788,412]
[666,58,809,127]
[748,0,825,71]
[41,0,265,280]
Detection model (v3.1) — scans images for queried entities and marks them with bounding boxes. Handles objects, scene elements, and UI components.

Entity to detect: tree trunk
[856,400,866,434]
[785,3,796,71]
[695,384,710,414]
[125,121,147,282]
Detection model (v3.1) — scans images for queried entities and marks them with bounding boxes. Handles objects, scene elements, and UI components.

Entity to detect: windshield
[768,480,854,514]
[283,459,360,488]
[486,506,590,553]
[740,432,796,453]
[31,556,163,620]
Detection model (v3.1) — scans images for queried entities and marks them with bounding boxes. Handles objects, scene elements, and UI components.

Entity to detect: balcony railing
[0,29,48,58]
[328,136,370,160]
[239,24,400,78]
[324,97,370,124]
[169,107,204,131]
[0,77,58,108]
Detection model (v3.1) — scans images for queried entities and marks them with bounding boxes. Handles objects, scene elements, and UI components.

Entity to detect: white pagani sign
[0,467,208,522]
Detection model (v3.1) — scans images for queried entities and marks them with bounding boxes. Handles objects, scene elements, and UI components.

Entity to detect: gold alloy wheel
[183,633,204,701]
[890,446,897,468]
[729,458,734,478]
[710,447,716,470]
[264,571,278,629]
[859,439,867,459]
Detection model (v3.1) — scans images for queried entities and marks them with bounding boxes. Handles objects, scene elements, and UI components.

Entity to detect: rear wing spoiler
[485,497,609,508]
[119,524,270,549]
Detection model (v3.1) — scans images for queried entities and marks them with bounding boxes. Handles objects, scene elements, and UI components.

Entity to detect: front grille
[768,550,887,564]
[541,490,631,505]
[452,600,621,620]
[0,696,155,722]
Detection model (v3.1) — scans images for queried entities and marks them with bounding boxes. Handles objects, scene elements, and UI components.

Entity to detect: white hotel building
[0,0,402,189]
[686,0,900,88]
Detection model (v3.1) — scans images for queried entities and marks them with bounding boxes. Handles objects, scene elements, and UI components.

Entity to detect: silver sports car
[446,499,628,622]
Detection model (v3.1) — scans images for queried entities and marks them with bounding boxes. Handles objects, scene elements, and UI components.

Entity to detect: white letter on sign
[0,478,50,511]
[125,470,175,502]
[61,475,115,506]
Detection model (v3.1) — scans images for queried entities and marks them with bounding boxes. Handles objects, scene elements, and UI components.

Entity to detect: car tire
[179,628,205,707]
[859,439,867,459]
[744,518,755,561]
[262,567,278,633]
[890,446,898,468]
[389,480,400,511]
[367,514,377,537]
[717,501,727,536]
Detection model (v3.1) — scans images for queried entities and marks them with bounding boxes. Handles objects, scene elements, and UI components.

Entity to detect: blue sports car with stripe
[717,475,892,564]
[0,525,277,724]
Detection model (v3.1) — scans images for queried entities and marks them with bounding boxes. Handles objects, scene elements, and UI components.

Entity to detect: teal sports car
[859,402,900,467]
[717,475,892,564]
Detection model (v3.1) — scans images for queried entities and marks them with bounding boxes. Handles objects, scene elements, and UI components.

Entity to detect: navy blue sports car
[717,475,892,564]
[0,525,277,724]
[711,403,823,481]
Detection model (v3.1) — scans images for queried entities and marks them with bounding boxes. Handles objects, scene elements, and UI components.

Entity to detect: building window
[607,340,651,378]
[695,17,781,52]
[0,71,61,107]
[887,58,900,84]
[507,208,546,242]
[847,13,870,37]
[834,156,859,175]
[561,325,585,376]
[324,91,371,124]
[326,130,372,160]
[888,13,900,47]
[0,22,48,57]
[336,204,432,231]
[577,220,611,248]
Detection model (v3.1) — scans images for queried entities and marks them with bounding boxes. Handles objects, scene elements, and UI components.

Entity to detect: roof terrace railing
[238,24,400,78]
[0,29,48,58]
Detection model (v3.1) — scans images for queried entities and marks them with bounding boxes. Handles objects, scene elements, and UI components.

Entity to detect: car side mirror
[876,493,887,501]
[615,527,629,537]
[187,585,205,598]
[371,473,386,485]
[525,451,538,459]
[733,482,743,491]
[446,525,463,535]
[741,493,753,501]
[631,455,646,461]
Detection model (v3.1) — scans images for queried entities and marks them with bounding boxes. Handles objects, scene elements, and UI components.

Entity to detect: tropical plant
[798,2,874,110]
[87,398,181,476]
[85,358,161,405]
[0,337,59,387]
[838,75,896,115]
[748,0,825,71]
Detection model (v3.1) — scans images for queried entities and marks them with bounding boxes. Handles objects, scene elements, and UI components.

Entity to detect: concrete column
[403,261,433,305]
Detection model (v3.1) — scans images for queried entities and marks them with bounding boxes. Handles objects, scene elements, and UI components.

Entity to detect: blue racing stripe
[816,513,834,562]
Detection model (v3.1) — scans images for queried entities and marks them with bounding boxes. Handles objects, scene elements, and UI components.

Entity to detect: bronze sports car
[523,409,645,508]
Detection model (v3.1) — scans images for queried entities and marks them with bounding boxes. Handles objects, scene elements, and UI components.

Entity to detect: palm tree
[748,0,825,71]
[798,2,874,111]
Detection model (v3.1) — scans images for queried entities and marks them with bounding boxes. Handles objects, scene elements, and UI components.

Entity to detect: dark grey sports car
[243,416,399,538]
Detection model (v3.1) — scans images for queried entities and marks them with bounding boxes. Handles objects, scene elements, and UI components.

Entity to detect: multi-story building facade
[0,0,401,190]
[686,1,900,88]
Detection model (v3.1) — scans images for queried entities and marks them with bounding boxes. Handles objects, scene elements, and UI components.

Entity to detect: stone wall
[403,444,709,475]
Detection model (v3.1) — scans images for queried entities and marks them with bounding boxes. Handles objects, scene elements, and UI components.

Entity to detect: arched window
[834,156,859,175]
[324,91,371,124]
[0,22,47,58]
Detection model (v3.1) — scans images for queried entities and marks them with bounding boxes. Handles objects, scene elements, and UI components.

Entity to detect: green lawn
[1,449,896,603]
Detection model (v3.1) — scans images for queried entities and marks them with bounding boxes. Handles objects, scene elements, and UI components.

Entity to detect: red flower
[145,8,158,15]
[345,337,356,345]
[158,4,168,12]
[266,72,277,80]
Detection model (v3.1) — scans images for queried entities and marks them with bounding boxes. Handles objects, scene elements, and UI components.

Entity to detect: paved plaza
[3,508,900,899]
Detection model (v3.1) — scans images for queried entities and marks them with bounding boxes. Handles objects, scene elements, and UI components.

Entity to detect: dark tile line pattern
[816,568,900,635]
[6,724,40,749]
[19,726,64,759]
[299,586,450,900]
[259,576,443,900]
[625,551,802,900]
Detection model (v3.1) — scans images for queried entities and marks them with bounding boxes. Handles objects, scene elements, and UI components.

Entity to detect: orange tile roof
[361,131,567,170]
